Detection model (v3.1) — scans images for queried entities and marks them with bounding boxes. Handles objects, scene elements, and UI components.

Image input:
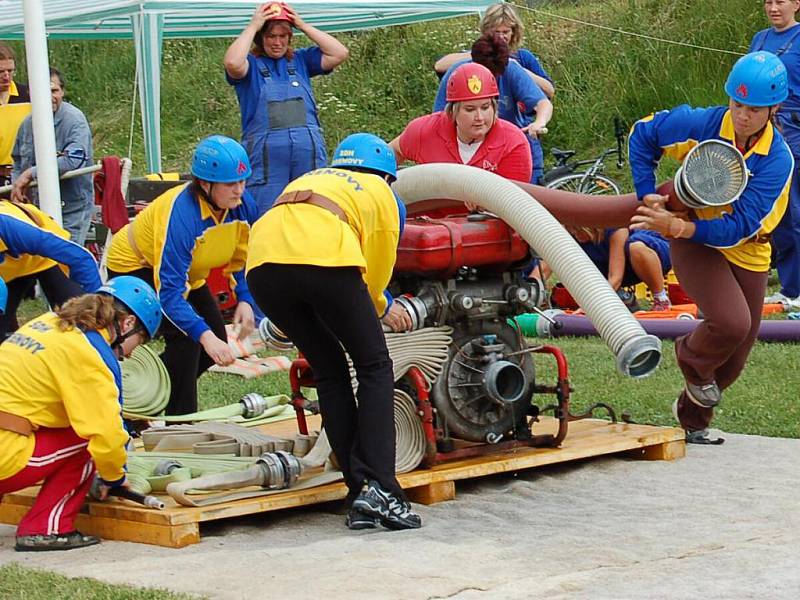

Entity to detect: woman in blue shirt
[750,0,800,309]
[224,2,349,215]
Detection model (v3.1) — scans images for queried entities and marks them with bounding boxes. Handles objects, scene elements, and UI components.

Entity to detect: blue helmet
[331,133,397,179]
[98,276,162,339]
[191,135,252,183]
[725,51,788,107]
[0,278,6,315]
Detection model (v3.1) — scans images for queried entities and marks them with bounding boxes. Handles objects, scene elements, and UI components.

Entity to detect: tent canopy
[1,0,493,171]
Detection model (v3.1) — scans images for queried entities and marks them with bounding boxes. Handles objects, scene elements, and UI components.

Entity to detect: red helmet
[263,2,293,23]
[446,63,499,103]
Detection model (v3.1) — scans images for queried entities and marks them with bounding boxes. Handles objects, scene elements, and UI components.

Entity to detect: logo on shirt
[482,160,498,172]
[468,76,482,95]
[736,83,748,99]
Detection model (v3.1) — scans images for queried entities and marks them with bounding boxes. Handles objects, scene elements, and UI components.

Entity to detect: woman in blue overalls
[750,0,800,308]
[224,2,349,215]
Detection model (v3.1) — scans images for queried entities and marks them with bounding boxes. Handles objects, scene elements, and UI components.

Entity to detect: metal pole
[22,0,63,225]
[0,163,102,195]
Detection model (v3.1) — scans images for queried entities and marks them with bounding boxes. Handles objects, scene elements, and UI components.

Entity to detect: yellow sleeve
[57,355,129,482]
[361,229,400,316]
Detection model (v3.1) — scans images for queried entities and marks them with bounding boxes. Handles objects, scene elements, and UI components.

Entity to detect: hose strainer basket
[673,140,748,209]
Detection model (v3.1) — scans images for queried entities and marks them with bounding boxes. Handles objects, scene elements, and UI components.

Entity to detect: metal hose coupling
[393,295,428,331]
[256,450,303,490]
[240,392,269,419]
[673,140,747,209]
[258,317,294,351]
[153,459,183,476]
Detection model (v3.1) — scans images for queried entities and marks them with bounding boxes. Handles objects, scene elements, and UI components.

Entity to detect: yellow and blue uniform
[0,201,101,290]
[247,167,406,315]
[0,81,31,169]
[106,183,260,341]
[0,312,128,484]
[629,105,794,272]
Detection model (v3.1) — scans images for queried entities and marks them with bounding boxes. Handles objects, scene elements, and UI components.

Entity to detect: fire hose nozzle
[89,476,165,510]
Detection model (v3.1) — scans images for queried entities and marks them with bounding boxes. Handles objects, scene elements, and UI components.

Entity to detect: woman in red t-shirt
[389,62,532,183]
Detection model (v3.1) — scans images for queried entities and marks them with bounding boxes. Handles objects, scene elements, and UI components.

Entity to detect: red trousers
[0,428,94,536]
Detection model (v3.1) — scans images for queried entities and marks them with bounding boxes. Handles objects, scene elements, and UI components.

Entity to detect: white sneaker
[764,291,790,305]
[764,291,800,310]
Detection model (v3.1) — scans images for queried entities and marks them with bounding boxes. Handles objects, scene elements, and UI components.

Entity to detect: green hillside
[3,0,766,179]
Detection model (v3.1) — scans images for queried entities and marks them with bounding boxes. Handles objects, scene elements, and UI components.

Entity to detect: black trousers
[0,266,84,339]
[247,263,401,497]
[107,268,227,415]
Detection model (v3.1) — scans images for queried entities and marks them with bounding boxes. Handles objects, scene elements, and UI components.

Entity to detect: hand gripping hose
[394,164,662,378]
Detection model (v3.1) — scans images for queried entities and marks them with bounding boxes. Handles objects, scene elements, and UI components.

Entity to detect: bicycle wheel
[545,173,621,195]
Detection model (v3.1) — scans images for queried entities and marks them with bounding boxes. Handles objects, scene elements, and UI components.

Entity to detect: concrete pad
[1,431,798,599]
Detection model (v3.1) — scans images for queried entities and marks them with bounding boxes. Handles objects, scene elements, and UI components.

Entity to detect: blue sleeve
[748,30,764,53]
[692,148,794,248]
[506,61,546,115]
[84,329,132,444]
[433,59,469,112]
[380,191,407,315]
[515,49,552,82]
[0,215,102,291]
[225,53,257,85]
[394,191,406,237]
[158,201,210,342]
[296,46,329,77]
[628,105,724,199]
[56,114,92,175]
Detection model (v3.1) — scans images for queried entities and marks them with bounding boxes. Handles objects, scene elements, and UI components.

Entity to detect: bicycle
[541,117,627,195]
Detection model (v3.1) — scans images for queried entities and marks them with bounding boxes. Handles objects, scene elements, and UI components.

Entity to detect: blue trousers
[772,123,800,298]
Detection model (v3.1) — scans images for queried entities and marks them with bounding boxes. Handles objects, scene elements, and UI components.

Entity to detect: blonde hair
[56,294,131,334]
[445,98,499,122]
[480,3,524,50]
[0,42,15,62]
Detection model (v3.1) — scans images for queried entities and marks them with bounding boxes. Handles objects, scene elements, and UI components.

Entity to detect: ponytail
[55,294,131,333]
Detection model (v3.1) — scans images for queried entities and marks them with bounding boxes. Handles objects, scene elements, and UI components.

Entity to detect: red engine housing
[395,214,530,278]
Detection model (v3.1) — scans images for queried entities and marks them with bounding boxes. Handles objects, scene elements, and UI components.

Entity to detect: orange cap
[446,63,499,103]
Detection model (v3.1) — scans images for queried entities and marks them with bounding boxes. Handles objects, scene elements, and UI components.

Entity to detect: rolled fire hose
[394,164,662,378]
[121,345,171,416]
[394,389,427,474]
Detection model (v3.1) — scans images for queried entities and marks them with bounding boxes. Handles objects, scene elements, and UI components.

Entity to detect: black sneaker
[685,381,722,408]
[352,480,422,530]
[345,506,378,530]
[685,429,725,445]
[15,531,100,552]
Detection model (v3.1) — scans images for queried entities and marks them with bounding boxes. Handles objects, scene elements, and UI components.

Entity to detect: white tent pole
[133,11,163,174]
[22,0,62,225]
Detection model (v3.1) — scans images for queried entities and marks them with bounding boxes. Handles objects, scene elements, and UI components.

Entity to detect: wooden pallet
[0,417,684,548]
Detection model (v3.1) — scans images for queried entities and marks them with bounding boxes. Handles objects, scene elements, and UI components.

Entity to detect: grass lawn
[0,564,203,600]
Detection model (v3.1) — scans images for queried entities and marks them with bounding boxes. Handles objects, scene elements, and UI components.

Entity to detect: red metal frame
[287,344,572,468]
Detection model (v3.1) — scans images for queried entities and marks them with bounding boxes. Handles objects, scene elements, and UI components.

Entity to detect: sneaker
[345,506,379,530]
[652,297,671,312]
[351,480,422,531]
[685,429,725,445]
[15,531,99,552]
[685,381,722,408]
[764,291,800,310]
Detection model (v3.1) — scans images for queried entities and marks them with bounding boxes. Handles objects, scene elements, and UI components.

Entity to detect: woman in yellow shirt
[0,276,161,551]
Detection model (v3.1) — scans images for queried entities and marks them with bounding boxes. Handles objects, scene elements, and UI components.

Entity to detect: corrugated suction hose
[394,164,662,378]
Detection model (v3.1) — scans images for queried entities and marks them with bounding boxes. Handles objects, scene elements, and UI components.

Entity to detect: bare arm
[606,228,629,290]
[388,136,407,165]
[287,5,349,71]
[224,4,273,79]
[522,98,553,138]
[434,52,470,75]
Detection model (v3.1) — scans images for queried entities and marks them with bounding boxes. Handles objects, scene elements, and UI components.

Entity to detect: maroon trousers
[670,239,768,431]
[0,428,94,536]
